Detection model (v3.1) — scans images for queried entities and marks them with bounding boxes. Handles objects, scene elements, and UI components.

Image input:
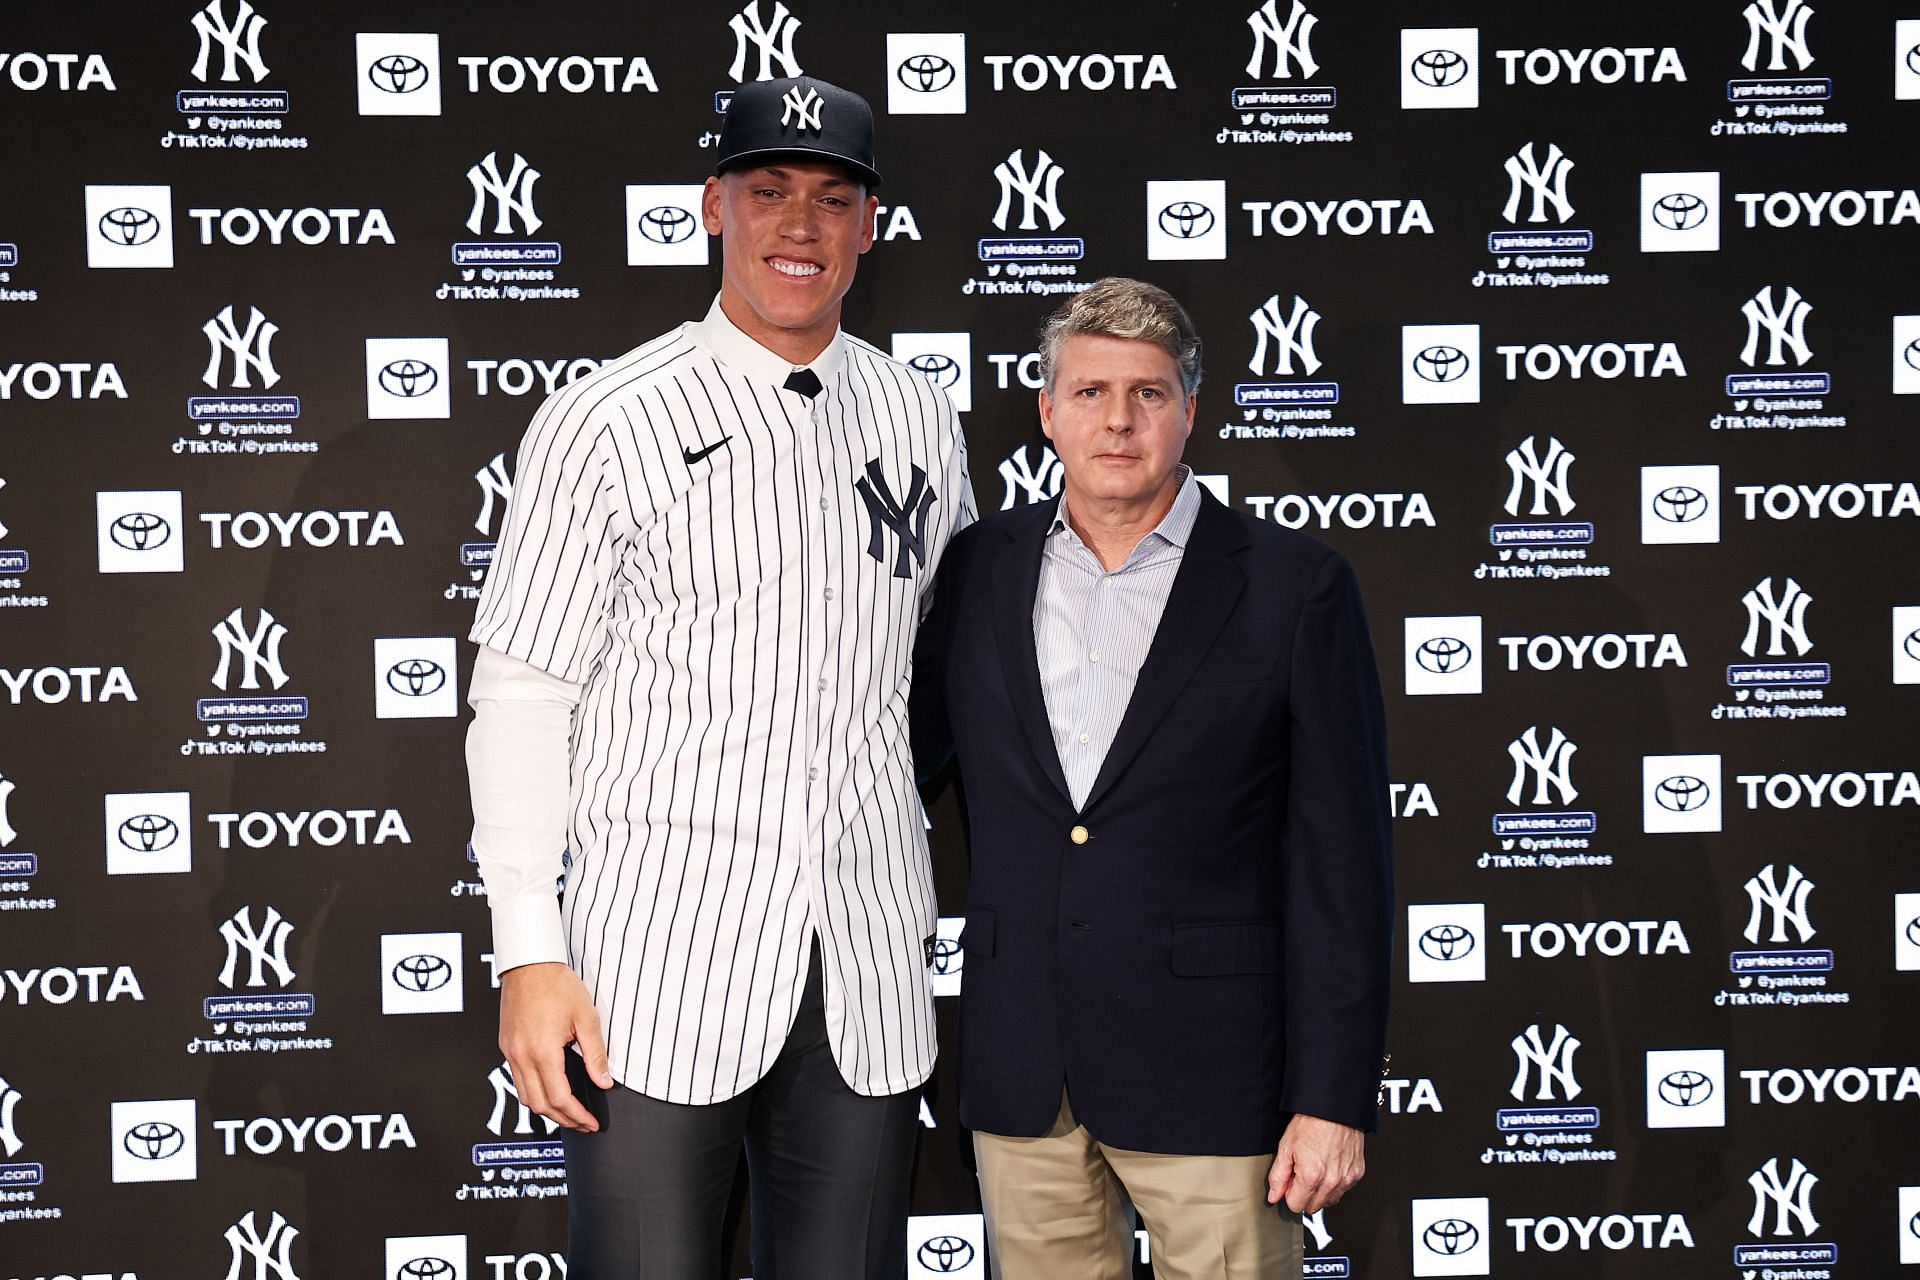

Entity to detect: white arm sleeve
[465,643,583,974]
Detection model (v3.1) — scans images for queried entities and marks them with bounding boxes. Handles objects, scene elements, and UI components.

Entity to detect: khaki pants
[973,1089,1302,1280]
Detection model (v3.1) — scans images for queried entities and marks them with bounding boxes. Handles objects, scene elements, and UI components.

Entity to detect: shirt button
[824,587,835,601]
[808,767,819,781]
[1069,825,1090,845]
[1099,577,1112,589]
[1078,732,1090,744]
[1089,651,1100,663]
[817,678,828,691]
[820,497,829,511]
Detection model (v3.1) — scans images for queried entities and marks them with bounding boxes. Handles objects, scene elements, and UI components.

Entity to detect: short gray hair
[1037,276,1203,397]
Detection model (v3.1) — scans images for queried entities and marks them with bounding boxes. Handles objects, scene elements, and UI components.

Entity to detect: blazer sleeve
[1277,549,1395,1133]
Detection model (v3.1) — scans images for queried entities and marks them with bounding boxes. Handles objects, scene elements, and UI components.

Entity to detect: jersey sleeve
[470,387,622,684]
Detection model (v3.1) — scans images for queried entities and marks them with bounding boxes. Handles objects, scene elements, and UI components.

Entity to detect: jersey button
[824,587,835,601]
[1069,825,1090,845]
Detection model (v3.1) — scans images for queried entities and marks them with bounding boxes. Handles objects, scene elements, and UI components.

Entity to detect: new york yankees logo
[853,458,936,579]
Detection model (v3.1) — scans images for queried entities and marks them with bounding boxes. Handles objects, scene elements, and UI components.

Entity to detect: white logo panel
[355,33,441,115]
[891,332,973,414]
[1902,1186,1920,1263]
[1401,324,1481,404]
[1404,615,1482,696]
[1408,903,1485,983]
[1642,753,1723,834]
[104,790,194,876]
[887,33,967,115]
[1640,465,1721,545]
[1411,1197,1490,1277]
[1893,315,1920,395]
[1893,606,1920,685]
[1646,1048,1726,1129]
[386,1236,467,1280]
[1640,171,1720,253]
[382,931,464,1015]
[86,184,175,269]
[1146,180,1227,261]
[365,338,451,420]
[1401,28,1478,109]
[625,184,709,267]
[110,1098,199,1183]
[375,637,458,719]
[97,490,185,573]
[1897,893,1920,971]
[1899,21,1920,100]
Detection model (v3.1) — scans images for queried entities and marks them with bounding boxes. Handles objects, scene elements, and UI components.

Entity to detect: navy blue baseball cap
[716,76,882,189]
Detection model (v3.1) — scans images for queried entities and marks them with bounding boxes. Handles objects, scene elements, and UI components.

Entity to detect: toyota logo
[98,207,160,246]
[1422,1219,1479,1256]
[1157,202,1216,240]
[1907,44,1920,76]
[1651,192,1709,231]
[1904,338,1920,373]
[369,54,430,94]
[118,813,180,852]
[1654,775,1710,812]
[123,1121,185,1160]
[1658,1069,1714,1107]
[930,938,964,976]
[393,954,453,992]
[378,359,439,398]
[397,1259,456,1280]
[1414,636,1471,674]
[639,206,697,245]
[1410,48,1469,87]
[1904,628,1920,663]
[908,353,962,388]
[916,1236,975,1273]
[110,511,173,551]
[1418,924,1475,962]
[1908,916,1920,947]
[386,658,448,697]
[1652,485,1708,523]
[897,54,957,93]
[1412,345,1470,383]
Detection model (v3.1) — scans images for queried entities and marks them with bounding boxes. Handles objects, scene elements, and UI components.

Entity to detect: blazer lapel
[992,509,1074,804]
[1080,493,1249,813]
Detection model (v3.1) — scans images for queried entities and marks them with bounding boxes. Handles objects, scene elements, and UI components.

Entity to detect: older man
[914,277,1392,1279]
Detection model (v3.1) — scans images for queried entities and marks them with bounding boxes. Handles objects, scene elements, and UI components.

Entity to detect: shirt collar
[1048,465,1201,550]
[688,295,848,390]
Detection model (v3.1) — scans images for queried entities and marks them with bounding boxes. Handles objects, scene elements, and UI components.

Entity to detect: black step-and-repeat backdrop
[3,2,1918,1277]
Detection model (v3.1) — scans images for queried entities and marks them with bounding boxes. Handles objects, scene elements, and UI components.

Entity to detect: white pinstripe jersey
[471,299,975,1102]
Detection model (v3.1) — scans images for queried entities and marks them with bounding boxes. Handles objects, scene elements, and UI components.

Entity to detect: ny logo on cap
[781,85,824,133]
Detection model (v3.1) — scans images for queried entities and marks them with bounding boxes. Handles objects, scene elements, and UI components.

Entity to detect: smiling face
[702,161,877,364]
[1039,333,1195,519]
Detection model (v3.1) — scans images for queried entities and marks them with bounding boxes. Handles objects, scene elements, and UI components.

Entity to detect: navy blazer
[913,488,1394,1156]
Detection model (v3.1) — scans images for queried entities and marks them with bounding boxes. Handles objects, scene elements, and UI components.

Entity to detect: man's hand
[1267,1114,1365,1214]
[499,962,615,1133]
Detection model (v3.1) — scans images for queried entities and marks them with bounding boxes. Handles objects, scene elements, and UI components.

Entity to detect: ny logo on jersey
[1510,1022,1582,1101]
[190,0,268,84]
[224,1209,300,1280]
[1246,0,1319,79]
[1248,294,1322,377]
[992,150,1067,232]
[1744,863,1816,944]
[1503,436,1576,516]
[202,305,281,390]
[729,0,802,83]
[467,152,542,237]
[781,85,824,132]
[1502,142,1575,225]
[854,458,937,579]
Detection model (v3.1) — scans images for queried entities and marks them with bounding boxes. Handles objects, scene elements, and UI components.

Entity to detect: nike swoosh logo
[682,436,732,466]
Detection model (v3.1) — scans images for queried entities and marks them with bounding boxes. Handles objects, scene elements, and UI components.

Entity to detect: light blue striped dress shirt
[1034,468,1202,809]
